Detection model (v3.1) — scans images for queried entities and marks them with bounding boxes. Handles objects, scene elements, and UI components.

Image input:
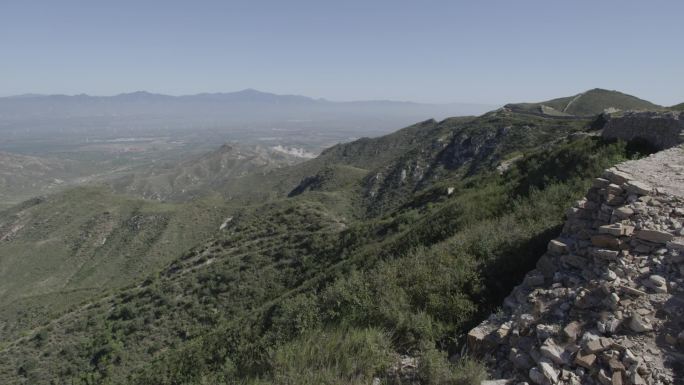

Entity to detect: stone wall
[469,147,684,385]
[601,111,684,151]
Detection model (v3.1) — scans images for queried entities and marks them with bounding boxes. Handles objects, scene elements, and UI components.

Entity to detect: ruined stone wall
[601,112,684,151]
[470,147,684,385]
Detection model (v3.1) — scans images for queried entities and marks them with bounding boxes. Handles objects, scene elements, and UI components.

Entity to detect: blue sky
[1,0,683,105]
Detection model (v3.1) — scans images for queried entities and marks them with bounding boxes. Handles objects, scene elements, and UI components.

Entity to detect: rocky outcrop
[468,146,684,385]
[601,111,684,151]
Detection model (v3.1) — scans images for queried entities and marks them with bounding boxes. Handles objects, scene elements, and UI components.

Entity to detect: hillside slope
[108,144,305,201]
[0,105,657,384]
[0,152,89,207]
[227,111,590,216]
[0,187,236,341]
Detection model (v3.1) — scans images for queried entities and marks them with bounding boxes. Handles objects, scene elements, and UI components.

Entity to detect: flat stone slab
[614,146,684,198]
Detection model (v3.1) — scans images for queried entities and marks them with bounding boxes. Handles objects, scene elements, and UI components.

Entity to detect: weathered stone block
[599,224,633,236]
[613,206,634,219]
[628,314,653,333]
[591,235,622,249]
[562,321,581,341]
[574,351,596,369]
[467,324,496,353]
[611,371,623,385]
[590,248,619,260]
[635,229,673,243]
[560,254,585,269]
[603,168,632,185]
[666,238,684,251]
[624,180,652,195]
[547,240,568,255]
[592,178,610,188]
[540,338,570,365]
[584,337,612,353]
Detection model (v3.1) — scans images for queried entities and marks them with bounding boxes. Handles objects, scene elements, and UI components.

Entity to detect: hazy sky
[2,0,683,105]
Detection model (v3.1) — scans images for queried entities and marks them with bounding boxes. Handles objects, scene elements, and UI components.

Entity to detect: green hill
[670,102,684,111]
[505,88,661,117]
[108,144,305,201]
[0,186,238,341]
[0,105,658,384]
[0,152,92,207]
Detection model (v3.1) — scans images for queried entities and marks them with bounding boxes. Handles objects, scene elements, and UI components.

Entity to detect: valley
[1,89,681,384]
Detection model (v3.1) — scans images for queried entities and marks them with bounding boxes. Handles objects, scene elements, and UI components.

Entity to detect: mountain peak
[505,88,661,117]
[236,88,263,94]
[114,90,167,98]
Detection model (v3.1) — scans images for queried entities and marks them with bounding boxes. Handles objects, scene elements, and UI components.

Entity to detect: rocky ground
[469,146,684,385]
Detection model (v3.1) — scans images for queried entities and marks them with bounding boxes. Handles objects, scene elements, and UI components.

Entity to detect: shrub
[269,327,393,385]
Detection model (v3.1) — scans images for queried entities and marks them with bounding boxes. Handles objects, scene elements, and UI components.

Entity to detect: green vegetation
[0,105,655,384]
[670,102,684,111]
[0,187,236,341]
[0,151,93,206]
[108,144,304,201]
[265,328,393,385]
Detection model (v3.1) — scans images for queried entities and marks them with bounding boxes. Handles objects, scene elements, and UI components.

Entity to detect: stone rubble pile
[469,148,684,385]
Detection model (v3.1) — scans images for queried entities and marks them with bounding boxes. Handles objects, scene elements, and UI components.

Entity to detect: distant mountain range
[0,89,499,156]
[0,89,496,121]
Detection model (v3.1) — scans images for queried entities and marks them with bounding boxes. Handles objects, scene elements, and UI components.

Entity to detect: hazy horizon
[0,88,497,106]
[2,0,683,105]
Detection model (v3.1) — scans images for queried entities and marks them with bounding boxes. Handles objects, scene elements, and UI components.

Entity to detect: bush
[417,344,485,385]
[269,327,393,385]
